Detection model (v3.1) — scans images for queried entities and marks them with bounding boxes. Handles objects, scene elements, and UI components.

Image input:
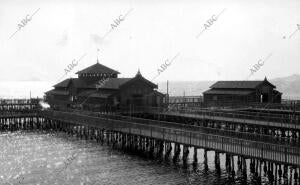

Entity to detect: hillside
[158,74,300,99]
[271,74,300,99]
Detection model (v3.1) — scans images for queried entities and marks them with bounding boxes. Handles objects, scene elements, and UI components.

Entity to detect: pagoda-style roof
[119,71,157,89]
[53,78,72,88]
[76,62,120,75]
[99,78,132,89]
[45,89,69,95]
[51,71,157,96]
[95,71,157,89]
[53,77,132,90]
[54,78,91,88]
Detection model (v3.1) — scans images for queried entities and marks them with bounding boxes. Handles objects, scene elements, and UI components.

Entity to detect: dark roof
[76,62,120,75]
[119,73,157,89]
[210,80,275,89]
[54,73,157,94]
[99,78,132,89]
[273,90,282,94]
[53,78,72,88]
[146,90,165,97]
[53,77,132,90]
[72,78,88,88]
[203,89,254,95]
[45,89,69,95]
[54,78,88,88]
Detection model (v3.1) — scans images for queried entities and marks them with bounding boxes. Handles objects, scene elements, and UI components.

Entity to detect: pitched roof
[45,89,69,95]
[99,78,132,89]
[72,78,89,88]
[52,71,158,95]
[53,78,72,88]
[76,63,120,75]
[53,77,131,90]
[203,89,254,95]
[146,90,165,97]
[54,78,88,88]
[119,73,157,89]
[273,90,282,94]
[210,80,275,89]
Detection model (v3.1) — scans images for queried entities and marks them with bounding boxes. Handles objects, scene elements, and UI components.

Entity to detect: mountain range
[1,74,299,99]
[158,74,300,99]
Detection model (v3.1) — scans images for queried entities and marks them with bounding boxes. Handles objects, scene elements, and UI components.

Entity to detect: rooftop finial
[97,48,100,63]
[136,68,142,77]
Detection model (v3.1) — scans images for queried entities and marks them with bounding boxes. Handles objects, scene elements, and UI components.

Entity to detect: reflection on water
[1,131,270,185]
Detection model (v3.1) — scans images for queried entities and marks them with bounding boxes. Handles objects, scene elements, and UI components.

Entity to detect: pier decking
[163,111,300,129]
[1,99,300,183]
[40,110,300,167]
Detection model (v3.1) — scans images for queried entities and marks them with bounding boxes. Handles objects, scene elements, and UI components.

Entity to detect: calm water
[0,131,269,185]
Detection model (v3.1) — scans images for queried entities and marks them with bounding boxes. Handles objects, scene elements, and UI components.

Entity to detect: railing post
[189,132,192,145]
[240,139,243,154]
[260,144,263,159]
[284,147,287,163]
[221,137,224,150]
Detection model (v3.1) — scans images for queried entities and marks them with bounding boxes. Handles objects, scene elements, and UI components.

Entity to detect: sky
[1,0,300,83]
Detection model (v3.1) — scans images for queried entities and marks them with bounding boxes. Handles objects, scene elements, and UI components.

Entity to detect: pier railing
[0,110,39,118]
[168,99,300,111]
[175,107,300,126]
[59,109,300,148]
[0,98,41,117]
[41,110,300,167]
[120,106,300,127]
[0,98,41,105]
[179,107,300,123]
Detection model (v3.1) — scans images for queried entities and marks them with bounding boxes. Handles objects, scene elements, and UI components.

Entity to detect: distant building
[203,77,282,106]
[45,60,165,110]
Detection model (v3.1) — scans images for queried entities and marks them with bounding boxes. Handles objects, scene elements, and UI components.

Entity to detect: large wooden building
[203,77,282,106]
[45,60,165,110]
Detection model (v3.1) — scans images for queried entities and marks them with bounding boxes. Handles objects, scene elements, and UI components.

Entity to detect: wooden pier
[123,106,300,143]
[0,99,300,184]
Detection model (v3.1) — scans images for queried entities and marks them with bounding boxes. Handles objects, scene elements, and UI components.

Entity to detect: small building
[203,77,282,106]
[45,60,165,110]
